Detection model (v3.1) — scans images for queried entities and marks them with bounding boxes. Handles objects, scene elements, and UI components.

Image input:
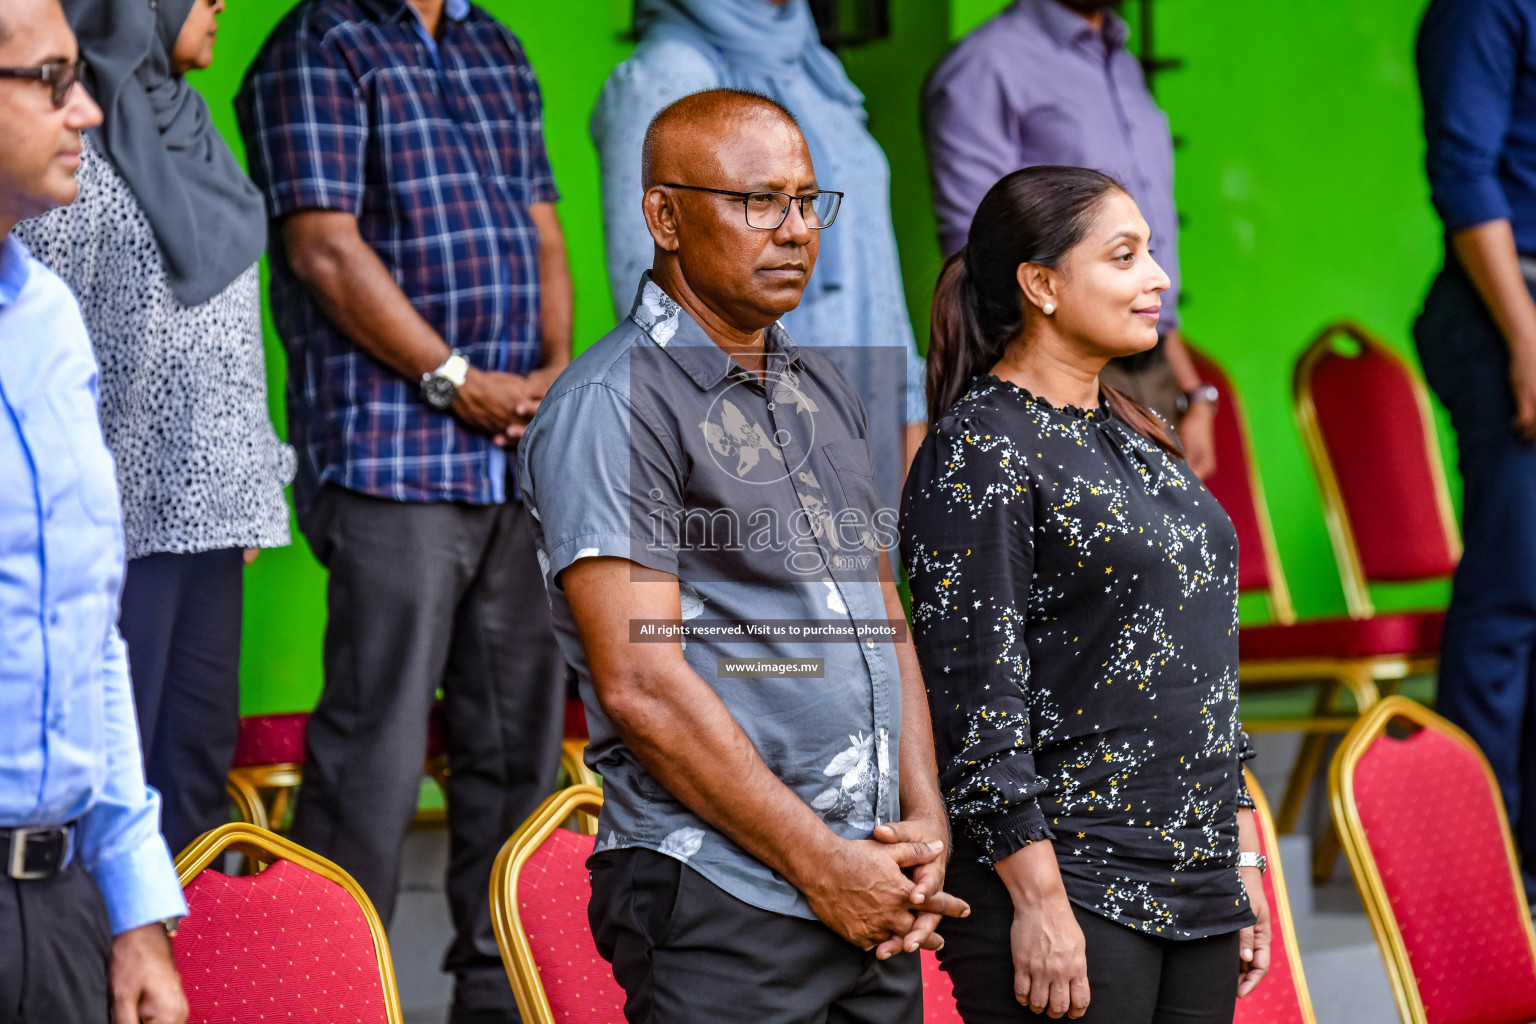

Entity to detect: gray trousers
[294,484,565,1015]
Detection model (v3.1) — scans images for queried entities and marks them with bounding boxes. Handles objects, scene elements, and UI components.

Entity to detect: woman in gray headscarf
[16,0,294,854]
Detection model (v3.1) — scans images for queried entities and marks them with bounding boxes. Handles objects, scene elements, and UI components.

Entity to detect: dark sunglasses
[0,58,87,109]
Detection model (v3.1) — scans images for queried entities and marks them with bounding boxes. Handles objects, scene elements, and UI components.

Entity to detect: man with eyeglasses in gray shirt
[519,88,968,1023]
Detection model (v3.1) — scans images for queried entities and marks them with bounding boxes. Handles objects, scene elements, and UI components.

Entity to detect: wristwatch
[161,915,183,939]
[420,350,469,411]
[1175,383,1220,415]
[1237,852,1268,875]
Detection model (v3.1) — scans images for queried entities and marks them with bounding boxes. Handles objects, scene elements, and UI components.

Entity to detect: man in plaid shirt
[238,1,571,1019]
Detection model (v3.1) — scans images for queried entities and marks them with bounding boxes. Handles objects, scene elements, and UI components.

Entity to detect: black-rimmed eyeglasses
[663,183,843,231]
[0,59,87,109]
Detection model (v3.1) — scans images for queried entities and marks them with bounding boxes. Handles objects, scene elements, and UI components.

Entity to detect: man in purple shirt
[922,0,1216,476]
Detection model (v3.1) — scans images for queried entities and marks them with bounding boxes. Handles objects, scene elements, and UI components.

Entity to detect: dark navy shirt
[1420,0,1536,246]
[238,0,558,511]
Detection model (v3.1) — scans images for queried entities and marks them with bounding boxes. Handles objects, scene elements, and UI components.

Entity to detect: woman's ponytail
[926,252,1002,425]
[1100,384,1185,460]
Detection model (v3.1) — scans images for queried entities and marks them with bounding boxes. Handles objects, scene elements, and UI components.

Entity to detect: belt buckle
[9,826,55,880]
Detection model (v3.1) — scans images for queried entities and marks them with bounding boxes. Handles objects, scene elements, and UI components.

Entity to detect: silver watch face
[421,374,459,410]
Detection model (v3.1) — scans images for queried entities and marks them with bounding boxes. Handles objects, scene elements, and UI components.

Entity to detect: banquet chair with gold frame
[489,784,621,1024]
[1191,344,1423,841]
[173,823,404,1024]
[1331,696,1536,1024]
[1233,770,1317,1024]
[225,703,453,832]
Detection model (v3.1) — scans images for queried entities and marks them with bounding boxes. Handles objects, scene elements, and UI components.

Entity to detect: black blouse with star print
[901,376,1256,940]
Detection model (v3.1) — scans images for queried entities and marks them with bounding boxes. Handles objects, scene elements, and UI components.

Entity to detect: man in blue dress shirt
[1416,0,1536,888]
[0,1,188,1021]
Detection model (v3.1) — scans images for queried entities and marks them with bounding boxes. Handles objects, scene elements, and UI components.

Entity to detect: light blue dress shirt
[0,235,186,934]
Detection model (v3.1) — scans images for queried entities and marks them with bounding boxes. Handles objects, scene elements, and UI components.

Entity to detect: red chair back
[517,828,626,1021]
[231,712,308,768]
[921,948,963,1023]
[1234,773,1315,1024]
[492,787,624,1024]
[1187,346,1294,623]
[233,704,447,767]
[1334,698,1536,1024]
[1294,324,1460,616]
[174,827,401,1024]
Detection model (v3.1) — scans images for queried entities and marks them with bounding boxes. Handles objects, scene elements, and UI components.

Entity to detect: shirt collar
[1015,0,1130,52]
[627,274,801,392]
[357,0,471,25]
[0,235,33,309]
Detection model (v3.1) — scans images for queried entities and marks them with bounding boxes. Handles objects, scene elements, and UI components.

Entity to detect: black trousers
[938,855,1240,1024]
[589,848,922,1024]
[119,548,245,857]
[294,485,566,1018]
[0,865,113,1024]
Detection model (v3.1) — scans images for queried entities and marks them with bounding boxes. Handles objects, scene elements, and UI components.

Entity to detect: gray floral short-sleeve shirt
[519,277,904,919]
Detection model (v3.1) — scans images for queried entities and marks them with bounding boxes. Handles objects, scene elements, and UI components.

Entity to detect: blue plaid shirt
[238,0,558,509]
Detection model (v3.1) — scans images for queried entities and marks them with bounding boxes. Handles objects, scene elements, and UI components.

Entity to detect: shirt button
[48,611,60,626]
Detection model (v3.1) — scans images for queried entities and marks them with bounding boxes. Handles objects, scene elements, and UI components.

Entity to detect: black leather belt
[0,825,72,880]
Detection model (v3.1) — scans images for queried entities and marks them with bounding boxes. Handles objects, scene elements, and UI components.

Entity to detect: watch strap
[1237,851,1268,874]
[431,350,469,388]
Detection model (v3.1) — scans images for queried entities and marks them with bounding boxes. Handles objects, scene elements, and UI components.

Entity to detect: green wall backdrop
[192,0,1451,715]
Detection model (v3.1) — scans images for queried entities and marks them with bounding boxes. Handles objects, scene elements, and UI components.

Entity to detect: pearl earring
[1042,303,1056,316]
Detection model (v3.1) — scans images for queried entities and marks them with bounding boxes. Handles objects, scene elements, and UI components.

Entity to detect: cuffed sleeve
[76,627,187,934]
[520,377,685,583]
[1418,0,1525,230]
[1234,729,1256,809]
[902,413,1053,863]
[236,12,367,220]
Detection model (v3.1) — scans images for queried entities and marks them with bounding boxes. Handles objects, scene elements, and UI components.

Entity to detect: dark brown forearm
[529,202,573,370]
[1161,328,1204,393]
[565,559,839,884]
[1452,220,1536,355]
[281,210,450,380]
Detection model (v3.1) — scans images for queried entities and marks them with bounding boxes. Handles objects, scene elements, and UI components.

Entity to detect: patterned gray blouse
[16,136,293,560]
[902,376,1255,939]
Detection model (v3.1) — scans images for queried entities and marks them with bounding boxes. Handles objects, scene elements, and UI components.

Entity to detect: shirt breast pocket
[821,439,888,561]
[45,391,122,528]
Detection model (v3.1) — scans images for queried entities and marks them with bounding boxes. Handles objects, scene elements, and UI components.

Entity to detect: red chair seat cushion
[230,713,309,769]
[174,859,389,1023]
[1355,727,1536,1024]
[519,828,626,1020]
[1240,611,1442,662]
[922,948,962,1023]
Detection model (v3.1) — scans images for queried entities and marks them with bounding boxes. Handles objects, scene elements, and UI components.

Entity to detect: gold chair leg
[226,773,270,832]
[1312,817,1342,883]
[1276,682,1338,834]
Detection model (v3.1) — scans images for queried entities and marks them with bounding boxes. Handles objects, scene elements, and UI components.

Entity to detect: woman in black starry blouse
[902,166,1269,1023]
